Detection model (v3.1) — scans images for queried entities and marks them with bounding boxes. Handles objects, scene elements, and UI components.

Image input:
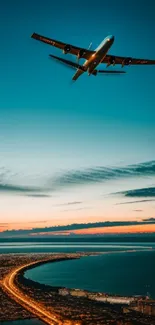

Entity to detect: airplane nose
[111,36,115,42]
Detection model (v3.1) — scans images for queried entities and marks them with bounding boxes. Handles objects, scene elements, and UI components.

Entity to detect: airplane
[31,32,155,81]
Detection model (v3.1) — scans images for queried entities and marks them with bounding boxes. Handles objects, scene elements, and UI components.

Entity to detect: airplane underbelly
[88,48,109,74]
[88,55,104,73]
[84,42,111,75]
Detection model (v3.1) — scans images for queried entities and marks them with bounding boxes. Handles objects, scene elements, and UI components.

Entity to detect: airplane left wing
[31,33,95,60]
[102,54,155,66]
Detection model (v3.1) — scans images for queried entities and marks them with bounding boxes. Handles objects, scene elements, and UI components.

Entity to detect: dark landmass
[0,252,97,323]
[0,286,34,322]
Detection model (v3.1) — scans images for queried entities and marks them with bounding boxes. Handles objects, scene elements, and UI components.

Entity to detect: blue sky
[0,0,155,234]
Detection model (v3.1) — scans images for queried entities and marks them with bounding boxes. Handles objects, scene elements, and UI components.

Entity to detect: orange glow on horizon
[70,224,155,234]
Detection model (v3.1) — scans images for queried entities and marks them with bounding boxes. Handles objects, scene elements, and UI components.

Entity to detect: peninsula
[0,253,155,325]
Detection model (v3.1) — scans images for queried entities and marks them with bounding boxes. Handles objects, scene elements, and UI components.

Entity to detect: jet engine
[122,57,132,67]
[77,49,86,60]
[63,44,71,54]
[107,56,116,67]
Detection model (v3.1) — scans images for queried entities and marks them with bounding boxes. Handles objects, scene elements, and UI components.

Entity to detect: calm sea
[1,242,155,325]
[0,241,155,254]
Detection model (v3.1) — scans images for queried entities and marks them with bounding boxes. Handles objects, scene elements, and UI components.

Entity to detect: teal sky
[0,0,155,233]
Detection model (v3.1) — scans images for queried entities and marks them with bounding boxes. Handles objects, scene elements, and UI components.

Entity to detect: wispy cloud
[53,201,82,207]
[50,160,155,188]
[0,167,48,196]
[0,166,17,183]
[115,186,155,206]
[62,207,89,212]
[121,187,155,198]
[0,165,48,196]
[0,220,49,225]
[26,194,51,198]
[115,199,155,205]
[0,183,41,193]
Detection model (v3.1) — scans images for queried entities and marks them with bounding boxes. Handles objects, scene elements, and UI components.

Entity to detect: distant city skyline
[0,0,155,236]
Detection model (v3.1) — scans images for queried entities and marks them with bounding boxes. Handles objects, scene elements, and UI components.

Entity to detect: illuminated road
[2,260,63,325]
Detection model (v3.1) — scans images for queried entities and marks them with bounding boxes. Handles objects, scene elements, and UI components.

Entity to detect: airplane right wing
[32,33,95,60]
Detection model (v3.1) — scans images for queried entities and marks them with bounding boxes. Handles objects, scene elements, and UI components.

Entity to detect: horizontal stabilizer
[98,69,126,74]
[49,54,86,71]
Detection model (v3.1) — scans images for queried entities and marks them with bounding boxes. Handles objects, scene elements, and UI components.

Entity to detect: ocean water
[0,241,155,254]
[25,249,155,298]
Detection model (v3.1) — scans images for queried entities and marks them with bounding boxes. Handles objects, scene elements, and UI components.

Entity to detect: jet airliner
[31,33,155,81]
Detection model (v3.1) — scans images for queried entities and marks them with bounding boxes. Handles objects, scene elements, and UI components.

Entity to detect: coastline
[1,252,155,324]
[0,252,100,324]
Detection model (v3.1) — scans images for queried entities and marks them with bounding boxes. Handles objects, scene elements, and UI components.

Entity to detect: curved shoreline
[23,248,154,294]
[18,256,79,293]
[1,252,155,324]
[22,248,153,297]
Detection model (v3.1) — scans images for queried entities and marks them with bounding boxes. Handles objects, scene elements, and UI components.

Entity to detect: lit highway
[2,260,62,325]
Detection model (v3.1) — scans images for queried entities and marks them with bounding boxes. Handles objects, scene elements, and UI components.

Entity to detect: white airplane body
[31,32,155,81]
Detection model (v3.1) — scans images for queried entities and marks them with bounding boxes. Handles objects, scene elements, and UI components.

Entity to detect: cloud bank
[1,219,155,237]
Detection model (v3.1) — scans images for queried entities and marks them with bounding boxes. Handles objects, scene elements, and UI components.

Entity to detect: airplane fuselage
[72,35,114,81]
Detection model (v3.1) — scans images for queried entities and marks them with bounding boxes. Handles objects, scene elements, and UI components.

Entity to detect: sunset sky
[0,0,155,236]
